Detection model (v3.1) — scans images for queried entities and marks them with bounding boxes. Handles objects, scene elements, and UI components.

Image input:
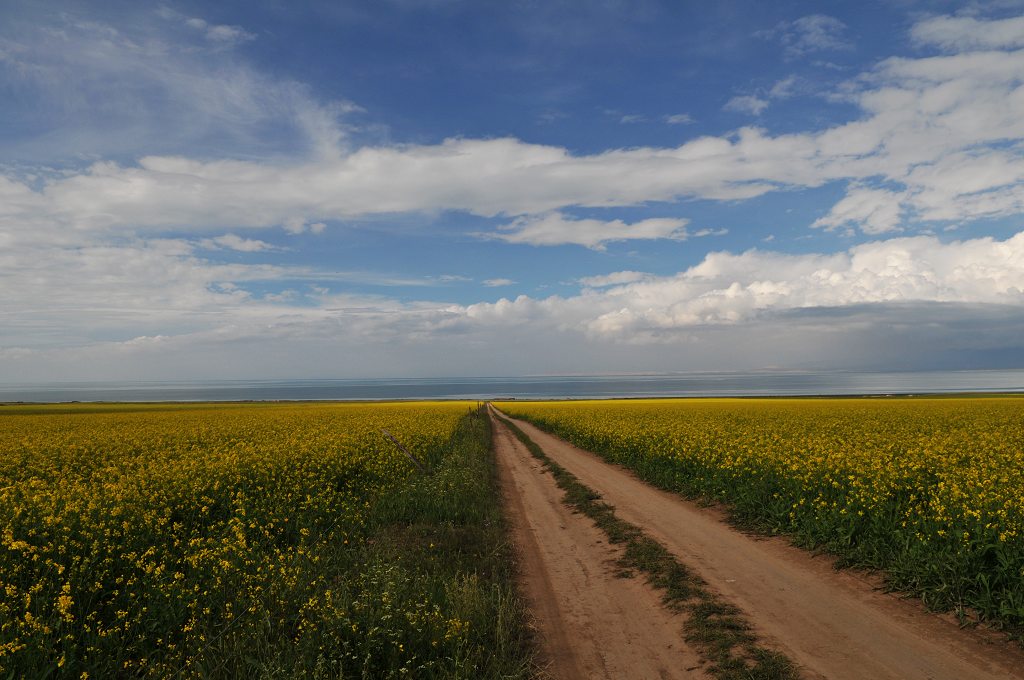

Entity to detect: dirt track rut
[492,412,708,679]
[497,408,1024,680]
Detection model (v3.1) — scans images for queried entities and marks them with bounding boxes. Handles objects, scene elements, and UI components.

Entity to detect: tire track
[492,413,708,679]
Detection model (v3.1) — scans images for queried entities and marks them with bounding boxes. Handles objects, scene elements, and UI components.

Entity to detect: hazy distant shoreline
[2,369,1023,403]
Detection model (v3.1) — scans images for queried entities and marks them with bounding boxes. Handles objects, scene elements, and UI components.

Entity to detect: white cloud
[183,17,256,45]
[468,230,1024,339]
[3,231,1024,380]
[7,9,1024,381]
[491,212,690,250]
[812,186,905,234]
[724,95,769,115]
[768,75,799,99]
[0,12,347,161]
[0,237,474,351]
[6,13,1024,242]
[199,234,276,252]
[483,278,516,287]
[761,14,852,58]
[537,110,570,124]
[619,114,646,124]
[911,15,1024,52]
[664,113,694,124]
[204,24,256,45]
[0,134,801,242]
[693,228,728,237]
[579,271,651,287]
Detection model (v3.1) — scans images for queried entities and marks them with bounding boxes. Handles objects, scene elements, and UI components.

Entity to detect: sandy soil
[497,409,1024,680]
[491,412,709,679]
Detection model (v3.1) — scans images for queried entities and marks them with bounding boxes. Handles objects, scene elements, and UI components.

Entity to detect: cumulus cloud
[9,229,1024,346]
[470,230,1024,339]
[490,212,690,250]
[4,231,1024,380]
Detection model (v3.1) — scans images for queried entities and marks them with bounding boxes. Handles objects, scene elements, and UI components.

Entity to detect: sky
[2,0,1024,381]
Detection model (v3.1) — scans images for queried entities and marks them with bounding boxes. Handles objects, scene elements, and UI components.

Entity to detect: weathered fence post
[380,429,428,474]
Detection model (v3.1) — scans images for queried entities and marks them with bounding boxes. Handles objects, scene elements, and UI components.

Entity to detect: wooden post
[381,429,428,474]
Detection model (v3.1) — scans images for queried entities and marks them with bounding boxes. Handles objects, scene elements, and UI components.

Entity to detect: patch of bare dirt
[492,413,709,680]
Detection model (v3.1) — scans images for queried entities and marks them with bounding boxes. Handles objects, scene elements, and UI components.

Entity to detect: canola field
[0,402,530,678]
[499,397,1024,632]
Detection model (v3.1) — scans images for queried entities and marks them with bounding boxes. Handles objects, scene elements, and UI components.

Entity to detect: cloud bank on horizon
[2,1,1024,380]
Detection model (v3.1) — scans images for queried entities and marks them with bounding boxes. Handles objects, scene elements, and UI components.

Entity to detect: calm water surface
[2,370,1024,402]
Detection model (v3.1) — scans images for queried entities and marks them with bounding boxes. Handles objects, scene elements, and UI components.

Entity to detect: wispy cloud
[182,16,257,46]
[812,186,905,235]
[490,212,690,250]
[483,278,516,287]
[768,75,800,99]
[579,271,650,287]
[0,9,351,161]
[759,14,852,58]
[723,95,769,115]
[199,234,277,252]
[911,14,1024,51]
[663,113,694,125]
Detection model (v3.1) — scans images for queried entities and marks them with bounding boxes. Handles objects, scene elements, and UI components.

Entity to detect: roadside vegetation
[0,402,534,678]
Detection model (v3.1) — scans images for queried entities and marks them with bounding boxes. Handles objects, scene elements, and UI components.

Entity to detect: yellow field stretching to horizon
[5,396,1024,676]
[0,401,527,678]
[499,397,1024,629]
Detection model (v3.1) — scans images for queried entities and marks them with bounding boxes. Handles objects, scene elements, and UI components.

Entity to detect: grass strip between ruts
[493,408,801,680]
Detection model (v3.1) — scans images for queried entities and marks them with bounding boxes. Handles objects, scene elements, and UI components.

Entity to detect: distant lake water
[2,370,1024,403]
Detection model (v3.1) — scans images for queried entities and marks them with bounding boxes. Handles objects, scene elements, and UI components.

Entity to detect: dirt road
[491,412,709,679]
[496,408,1024,680]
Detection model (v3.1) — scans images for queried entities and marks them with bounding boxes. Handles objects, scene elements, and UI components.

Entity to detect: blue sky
[3,0,1024,380]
